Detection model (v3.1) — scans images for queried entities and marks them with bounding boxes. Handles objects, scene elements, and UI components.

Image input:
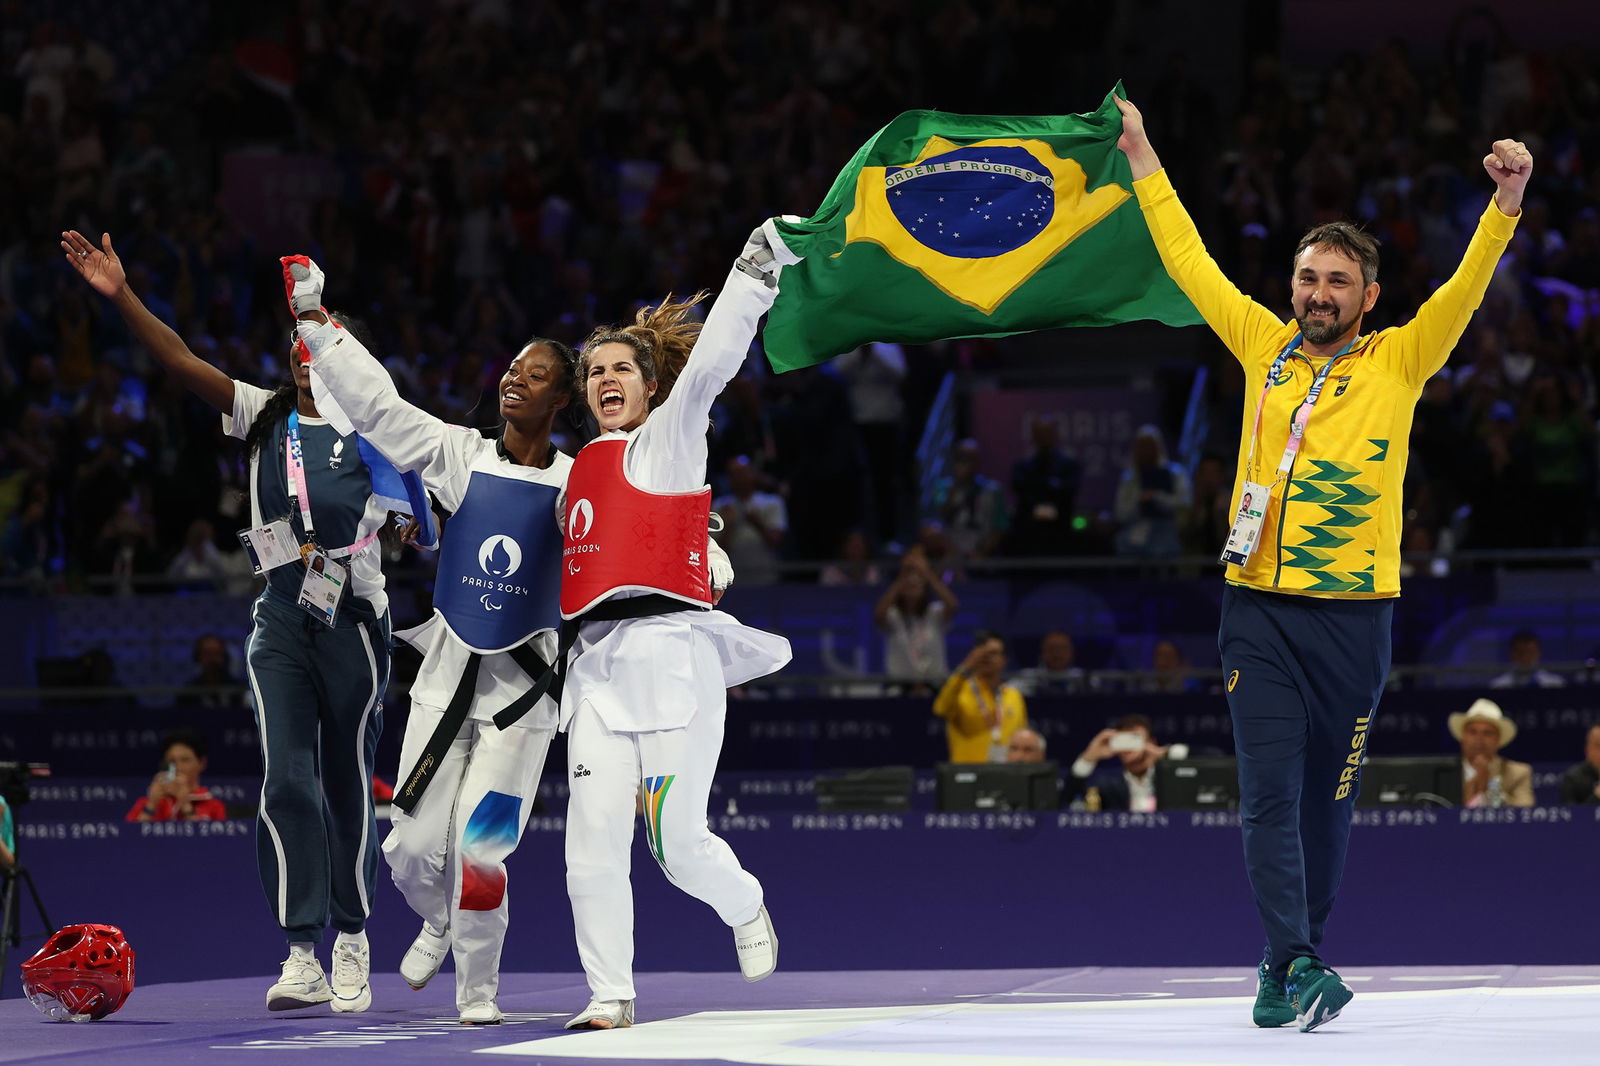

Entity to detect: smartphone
[1109,731,1145,753]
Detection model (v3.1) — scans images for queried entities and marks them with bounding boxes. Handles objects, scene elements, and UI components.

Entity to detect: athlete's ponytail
[579,291,709,409]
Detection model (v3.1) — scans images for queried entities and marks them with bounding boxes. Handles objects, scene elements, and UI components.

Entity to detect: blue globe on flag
[885,145,1055,259]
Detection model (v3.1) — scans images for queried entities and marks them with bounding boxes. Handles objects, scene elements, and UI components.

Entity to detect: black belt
[393,637,555,813]
[492,594,706,731]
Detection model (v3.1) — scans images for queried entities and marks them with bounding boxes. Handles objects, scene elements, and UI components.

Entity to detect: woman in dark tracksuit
[64,230,393,1015]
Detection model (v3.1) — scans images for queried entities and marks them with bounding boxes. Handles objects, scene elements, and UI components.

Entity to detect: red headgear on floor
[21,924,136,1022]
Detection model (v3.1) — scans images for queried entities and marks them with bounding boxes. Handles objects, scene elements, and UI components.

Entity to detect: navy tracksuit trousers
[1218,585,1392,976]
[245,593,390,944]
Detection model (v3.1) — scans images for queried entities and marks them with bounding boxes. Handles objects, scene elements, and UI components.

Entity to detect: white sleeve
[222,380,275,440]
[630,265,776,492]
[303,319,485,512]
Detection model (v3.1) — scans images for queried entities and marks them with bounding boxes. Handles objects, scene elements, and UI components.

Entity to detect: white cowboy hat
[1447,698,1517,747]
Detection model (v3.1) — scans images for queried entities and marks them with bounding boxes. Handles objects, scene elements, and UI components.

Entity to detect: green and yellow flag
[763,85,1202,372]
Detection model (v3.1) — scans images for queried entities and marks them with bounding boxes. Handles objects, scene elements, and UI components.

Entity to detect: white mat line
[1163,977,1248,984]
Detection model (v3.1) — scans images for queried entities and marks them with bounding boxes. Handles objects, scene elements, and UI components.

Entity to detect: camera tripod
[1,801,54,999]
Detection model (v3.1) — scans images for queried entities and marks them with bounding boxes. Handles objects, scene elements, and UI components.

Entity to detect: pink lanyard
[285,412,380,561]
[1243,333,1360,482]
[969,678,1002,737]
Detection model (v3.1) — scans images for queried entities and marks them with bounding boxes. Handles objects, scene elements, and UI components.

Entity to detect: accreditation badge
[297,548,348,627]
[237,518,302,574]
[1219,480,1271,567]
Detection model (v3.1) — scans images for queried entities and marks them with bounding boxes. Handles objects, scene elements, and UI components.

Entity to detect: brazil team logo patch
[642,774,677,871]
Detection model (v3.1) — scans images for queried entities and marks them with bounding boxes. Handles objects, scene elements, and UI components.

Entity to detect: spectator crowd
[0,4,1597,593]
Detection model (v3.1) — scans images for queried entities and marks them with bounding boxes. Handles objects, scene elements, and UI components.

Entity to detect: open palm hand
[60,230,126,297]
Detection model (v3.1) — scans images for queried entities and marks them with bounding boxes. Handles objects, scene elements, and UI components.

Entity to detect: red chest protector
[561,437,713,618]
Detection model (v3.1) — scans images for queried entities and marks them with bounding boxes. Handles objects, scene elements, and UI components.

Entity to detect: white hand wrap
[285,257,326,314]
[708,533,735,591]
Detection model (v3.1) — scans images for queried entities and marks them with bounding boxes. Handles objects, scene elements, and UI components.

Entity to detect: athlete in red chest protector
[560,436,712,617]
[556,221,800,1031]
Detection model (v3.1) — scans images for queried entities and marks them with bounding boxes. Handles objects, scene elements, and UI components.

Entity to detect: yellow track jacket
[1134,170,1518,598]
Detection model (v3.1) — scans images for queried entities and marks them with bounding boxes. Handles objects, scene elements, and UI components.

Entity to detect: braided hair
[240,385,297,461]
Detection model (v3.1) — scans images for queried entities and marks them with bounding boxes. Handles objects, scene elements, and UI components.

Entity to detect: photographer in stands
[933,632,1028,763]
[1066,714,1189,812]
[125,729,228,822]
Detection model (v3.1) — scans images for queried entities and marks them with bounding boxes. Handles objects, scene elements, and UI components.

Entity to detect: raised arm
[873,571,907,630]
[643,265,777,464]
[1113,98,1287,365]
[918,551,959,615]
[1381,140,1527,386]
[640,220,801,480]
[61,230,235,413]
[1114,95,1163,180]
[932,645,988,736]
[284,257,482,511]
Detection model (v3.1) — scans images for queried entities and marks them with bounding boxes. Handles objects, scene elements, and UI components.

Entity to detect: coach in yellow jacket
[1115,94,1530,1033]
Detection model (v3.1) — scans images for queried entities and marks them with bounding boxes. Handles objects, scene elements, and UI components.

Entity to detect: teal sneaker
[1285,956,1353,1032]
[1252,962,1295,1028]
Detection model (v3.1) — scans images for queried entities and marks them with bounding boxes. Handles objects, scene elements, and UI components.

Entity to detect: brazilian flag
[764,85,1202,372]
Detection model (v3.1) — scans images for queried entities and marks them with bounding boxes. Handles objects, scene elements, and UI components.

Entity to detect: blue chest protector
[433,470,562,653]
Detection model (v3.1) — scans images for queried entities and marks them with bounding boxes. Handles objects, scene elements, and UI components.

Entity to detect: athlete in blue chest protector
[289,254,577,1026]
[63,230,424,1015]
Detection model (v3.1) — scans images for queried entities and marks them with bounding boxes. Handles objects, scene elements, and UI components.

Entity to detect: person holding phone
[125,729,228,822]
[1065,714,1189,812]
[933,632,1027,763]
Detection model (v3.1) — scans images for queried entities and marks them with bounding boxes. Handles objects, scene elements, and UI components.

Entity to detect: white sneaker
[564,999,635,1030]
[733,904,778,982]
[459,1001,503,1025]
[400,924,451,990]
[329,937,372,1013]
[266,950,333,1011]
